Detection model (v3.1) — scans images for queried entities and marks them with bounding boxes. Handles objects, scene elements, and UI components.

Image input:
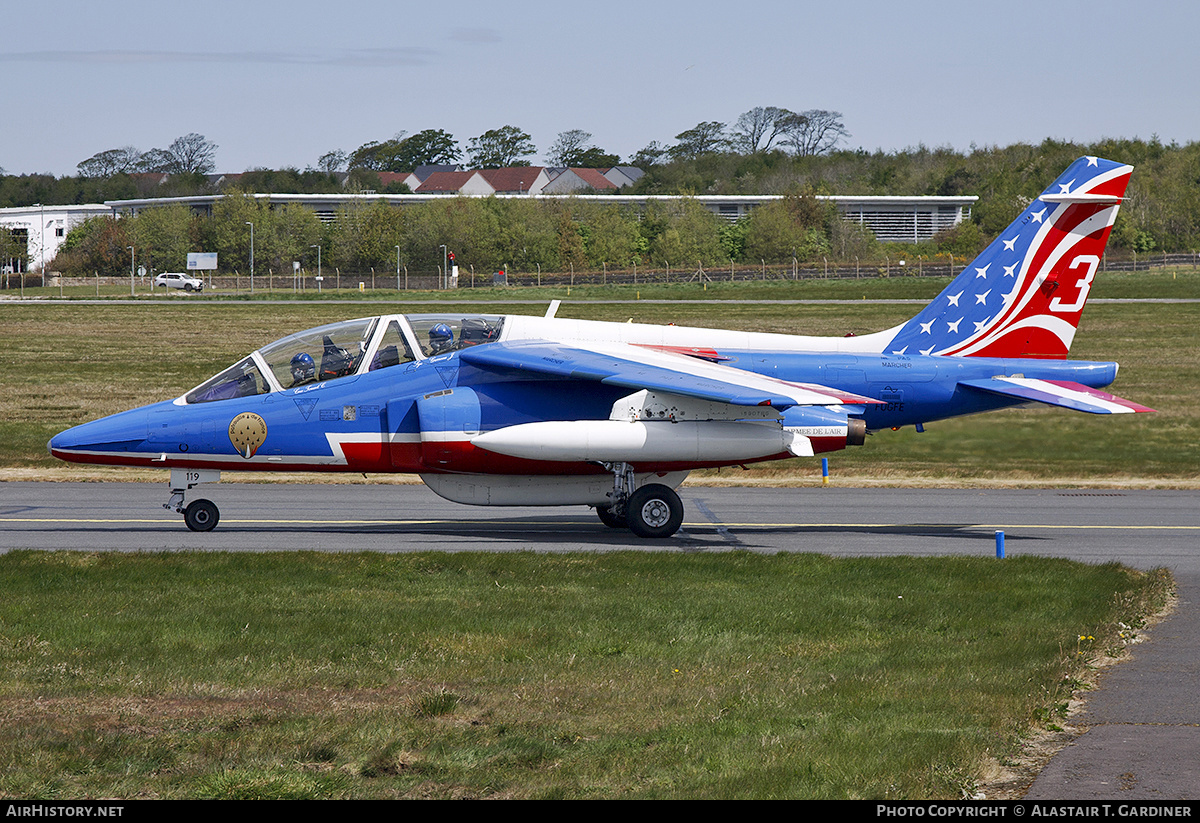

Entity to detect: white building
[0,204,111,272]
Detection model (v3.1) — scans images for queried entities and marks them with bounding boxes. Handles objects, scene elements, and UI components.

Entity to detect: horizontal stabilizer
[1038,193,1123,205]
[959,377,1154,414]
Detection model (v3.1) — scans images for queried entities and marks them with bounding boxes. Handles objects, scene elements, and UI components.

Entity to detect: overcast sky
[4,0,1198,177]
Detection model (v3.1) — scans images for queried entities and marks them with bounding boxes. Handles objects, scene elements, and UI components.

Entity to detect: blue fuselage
[49,347,1119,475]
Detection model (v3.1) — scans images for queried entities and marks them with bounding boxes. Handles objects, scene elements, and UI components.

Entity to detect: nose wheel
[165,469,222,532]
[183,499,220,532]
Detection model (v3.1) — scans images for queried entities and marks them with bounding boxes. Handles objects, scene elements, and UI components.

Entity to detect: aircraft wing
[958,377,1154,414]
[458,340,878,408]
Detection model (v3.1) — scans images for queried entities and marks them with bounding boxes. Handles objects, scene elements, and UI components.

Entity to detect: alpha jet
[49,157,1152,537]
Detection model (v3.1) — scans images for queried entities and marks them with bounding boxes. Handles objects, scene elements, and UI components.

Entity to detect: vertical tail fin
[886,156,1133,359]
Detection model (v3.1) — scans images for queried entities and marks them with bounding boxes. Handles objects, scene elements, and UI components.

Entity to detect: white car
[154,272,204,292]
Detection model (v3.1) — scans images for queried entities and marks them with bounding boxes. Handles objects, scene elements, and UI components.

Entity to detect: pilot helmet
[290,352,315,382]
[429,323,454,350]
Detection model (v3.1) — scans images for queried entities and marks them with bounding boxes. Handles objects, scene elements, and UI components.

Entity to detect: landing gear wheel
[596,504,627,529]
[183,499,220,532]
[626,484,683,539]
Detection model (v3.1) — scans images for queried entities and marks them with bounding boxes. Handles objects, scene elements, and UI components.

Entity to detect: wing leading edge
[458,340,878,409]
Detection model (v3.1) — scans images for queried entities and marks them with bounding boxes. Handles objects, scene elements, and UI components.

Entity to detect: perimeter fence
[11,251,1200,292]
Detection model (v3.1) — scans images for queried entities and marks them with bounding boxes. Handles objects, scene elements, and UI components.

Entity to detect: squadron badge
[228,412,268,458]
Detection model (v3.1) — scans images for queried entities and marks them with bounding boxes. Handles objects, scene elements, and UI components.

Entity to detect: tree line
[51,190,865,278]
[40,136,1200,278]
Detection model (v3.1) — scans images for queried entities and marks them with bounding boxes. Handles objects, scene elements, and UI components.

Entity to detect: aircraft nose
[48,407,151,461]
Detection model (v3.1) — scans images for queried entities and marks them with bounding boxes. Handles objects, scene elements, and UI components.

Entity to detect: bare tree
[162,133,219,174]
[731,107,795,153]
[137,134,219,174]
[77,146,144,177]
[780,110,850,157]
[547,130,592,165]
[316,149,348,174]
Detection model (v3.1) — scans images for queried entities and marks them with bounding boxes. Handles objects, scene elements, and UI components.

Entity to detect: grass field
[0,551,1172,799]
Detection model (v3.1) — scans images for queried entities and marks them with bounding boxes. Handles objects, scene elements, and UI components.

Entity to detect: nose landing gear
[165,469,222,532]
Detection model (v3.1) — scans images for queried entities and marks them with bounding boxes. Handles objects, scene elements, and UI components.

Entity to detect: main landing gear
[595,462,685,538]
[165,469,222,532]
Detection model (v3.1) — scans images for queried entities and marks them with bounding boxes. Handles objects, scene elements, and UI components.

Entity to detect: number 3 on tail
[1049,254,1099,313]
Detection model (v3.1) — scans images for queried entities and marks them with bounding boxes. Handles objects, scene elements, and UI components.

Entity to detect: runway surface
[2,480,1198,800]
[2,482,1197,570]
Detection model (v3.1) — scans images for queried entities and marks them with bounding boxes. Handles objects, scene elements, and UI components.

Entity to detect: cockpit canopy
[184,314,504,404]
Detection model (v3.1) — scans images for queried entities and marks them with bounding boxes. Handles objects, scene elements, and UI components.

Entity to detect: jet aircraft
[50,156,1152,537]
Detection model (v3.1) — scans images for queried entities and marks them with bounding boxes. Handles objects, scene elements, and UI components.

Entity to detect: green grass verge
[0,551,1171,799]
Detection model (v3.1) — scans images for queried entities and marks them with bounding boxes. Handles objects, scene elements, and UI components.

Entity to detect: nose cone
[49,405,154,465]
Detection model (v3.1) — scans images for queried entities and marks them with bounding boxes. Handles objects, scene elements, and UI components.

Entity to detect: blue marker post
[995,530,1005,559]
[821,457,829,486]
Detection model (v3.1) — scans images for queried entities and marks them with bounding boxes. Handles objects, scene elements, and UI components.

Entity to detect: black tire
[626,484,683,539]
[183,498,220,532]
[596,504,627,529]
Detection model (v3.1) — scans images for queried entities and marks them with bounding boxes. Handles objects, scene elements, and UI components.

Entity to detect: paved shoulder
[1025,572,1200,800]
